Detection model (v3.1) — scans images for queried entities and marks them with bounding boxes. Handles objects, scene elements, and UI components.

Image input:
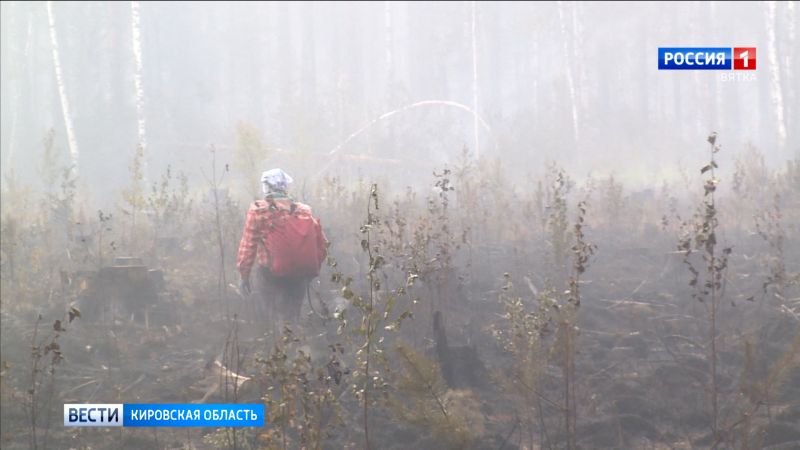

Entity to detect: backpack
[262,200,326,278]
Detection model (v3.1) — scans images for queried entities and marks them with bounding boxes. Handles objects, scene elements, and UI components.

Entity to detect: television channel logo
[64,404,123,427]
[64,404,265,427]
[732,47,756,70]
[658,47,756,70]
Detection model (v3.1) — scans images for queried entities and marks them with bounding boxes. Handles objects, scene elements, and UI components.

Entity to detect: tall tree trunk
[557,1,579,147]
[301,3,316,110]
[335,4,345,142]
[277,2,292,141]
[571,3,587,121]
[384,1,393,83]
[530,7,539,129]
[471,1,480,158]
[782,1,796,150]
[4,4,32,173]
[640,7,650,128]
[693,2,707,139]
[710,2,722,132]
[46,1,79,174]
[131,0,148,181]
[765,1,787,152]
[383,1,396,150]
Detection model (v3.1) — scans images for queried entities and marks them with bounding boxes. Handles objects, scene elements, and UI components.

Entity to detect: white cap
[261,168,293,194]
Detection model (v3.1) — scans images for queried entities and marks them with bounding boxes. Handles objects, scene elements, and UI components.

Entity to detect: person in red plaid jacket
[237,168,326,324]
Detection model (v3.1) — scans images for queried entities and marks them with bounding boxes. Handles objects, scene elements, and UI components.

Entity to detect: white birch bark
[784,1,795,148]
[765,1,787,151]
[571,2,587,115]
[557,1,579,145]
[384,1,393,79]
[131,0,148,180]
[46,1,79,174]
[471,1,481,158]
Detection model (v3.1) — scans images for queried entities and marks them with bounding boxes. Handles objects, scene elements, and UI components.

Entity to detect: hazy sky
[1,1,797,204]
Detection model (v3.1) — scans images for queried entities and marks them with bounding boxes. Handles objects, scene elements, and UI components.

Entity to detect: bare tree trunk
[640,8,650,127]
[689,2,703,139]
[765,1,787,152]
[571,3,587,119]
[3,4,31,173]
[531,11,539,128]
[471,1,481,158]
[46,1,79,174]
[131,0,148,181]
[301,3,316,110]
[670,7,685,140]
[710,3,722,132]
[557,1,579,146]
[783,1,796,150]
[6,91,18,175]
[335,6,345,143]
[384,1,396,149]
[384,1,393,81]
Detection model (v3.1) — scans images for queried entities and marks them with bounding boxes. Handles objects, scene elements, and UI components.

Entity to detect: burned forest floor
[2,152,800,450]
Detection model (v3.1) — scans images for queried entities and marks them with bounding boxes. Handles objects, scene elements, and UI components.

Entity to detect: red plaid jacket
[236,197,319,280]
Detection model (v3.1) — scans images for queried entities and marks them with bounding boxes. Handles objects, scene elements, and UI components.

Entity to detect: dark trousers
[253,266,308,327]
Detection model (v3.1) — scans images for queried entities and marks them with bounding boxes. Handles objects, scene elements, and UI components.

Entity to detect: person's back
[236,169,327,327]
